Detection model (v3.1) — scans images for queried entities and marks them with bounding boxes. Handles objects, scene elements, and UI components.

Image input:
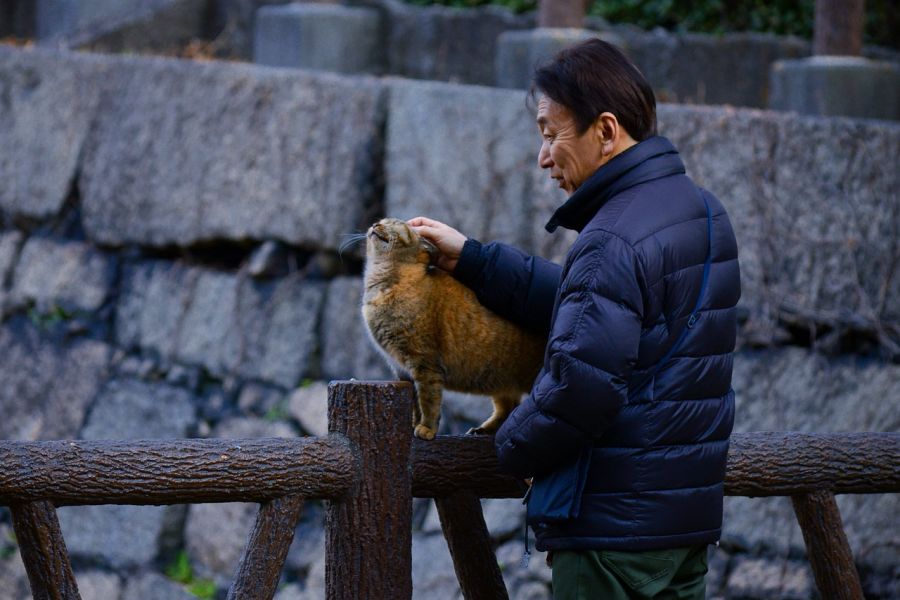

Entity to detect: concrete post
[253,4,384,75]
[495,28,625,90]
[769,0,899,121]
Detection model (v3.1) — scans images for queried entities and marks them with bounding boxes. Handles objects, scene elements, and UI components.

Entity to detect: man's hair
[531,38,657,141]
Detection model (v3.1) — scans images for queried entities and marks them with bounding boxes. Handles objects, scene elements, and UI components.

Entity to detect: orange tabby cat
[362,218,546,440]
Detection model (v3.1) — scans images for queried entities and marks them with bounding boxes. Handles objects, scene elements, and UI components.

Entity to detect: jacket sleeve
[453,239,561,336]
[494,231,644,479]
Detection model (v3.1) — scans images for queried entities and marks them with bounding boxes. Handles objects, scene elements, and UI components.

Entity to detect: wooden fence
[0,381,897,600]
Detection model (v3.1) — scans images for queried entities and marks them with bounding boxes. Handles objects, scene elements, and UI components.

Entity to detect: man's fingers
[410,224,440,242]
[407,216,441,228]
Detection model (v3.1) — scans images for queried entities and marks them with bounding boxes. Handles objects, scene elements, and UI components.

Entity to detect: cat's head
[366,218,437,267]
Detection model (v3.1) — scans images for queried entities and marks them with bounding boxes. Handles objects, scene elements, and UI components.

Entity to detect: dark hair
[531,39,657,141]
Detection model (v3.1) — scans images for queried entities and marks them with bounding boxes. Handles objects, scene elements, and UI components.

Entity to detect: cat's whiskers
[338,232,368,260]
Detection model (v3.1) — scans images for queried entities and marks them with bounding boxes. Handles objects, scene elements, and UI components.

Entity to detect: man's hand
[407,216,467,273]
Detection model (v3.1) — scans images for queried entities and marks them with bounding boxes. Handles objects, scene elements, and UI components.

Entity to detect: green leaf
[164,551,193,585]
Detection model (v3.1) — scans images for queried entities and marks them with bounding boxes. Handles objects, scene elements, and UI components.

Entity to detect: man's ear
[594,112,619,156]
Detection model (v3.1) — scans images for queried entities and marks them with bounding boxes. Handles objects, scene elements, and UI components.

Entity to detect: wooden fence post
[791,490,864,600]
[227,496,305,600]
[325,381,413,600]
[814,0,864,56]
[435,491,509,600]
[10,501,81,600]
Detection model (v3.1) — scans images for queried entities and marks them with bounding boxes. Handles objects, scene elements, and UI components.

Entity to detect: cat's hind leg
[468,393,521,435]
[411,368,444,441]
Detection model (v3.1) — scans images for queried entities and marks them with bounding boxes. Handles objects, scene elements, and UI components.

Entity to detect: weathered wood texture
[435,492,509,600]
[227,496,305,600]
[0,437,354,505]
[538,0,587,28]
[792,491,865,600]
[10,501,81,600]
[412,432,899,499]
[326,381,413,600]
[412,435,528,499]
[814,0,864,56]
[725,432,899,496]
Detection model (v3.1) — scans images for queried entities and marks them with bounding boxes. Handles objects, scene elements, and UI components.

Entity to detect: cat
[361,218,546,440]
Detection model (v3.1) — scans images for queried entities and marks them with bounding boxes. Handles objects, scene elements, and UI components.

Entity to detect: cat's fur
[362,218,546,440]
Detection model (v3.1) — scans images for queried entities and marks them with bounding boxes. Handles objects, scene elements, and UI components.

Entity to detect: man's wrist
[452,238,484,289]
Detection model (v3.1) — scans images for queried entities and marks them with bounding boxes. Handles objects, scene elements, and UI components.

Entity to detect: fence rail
[0,380,897,600]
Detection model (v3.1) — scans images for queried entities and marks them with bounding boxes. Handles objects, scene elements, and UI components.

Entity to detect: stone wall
[0,45,898,599]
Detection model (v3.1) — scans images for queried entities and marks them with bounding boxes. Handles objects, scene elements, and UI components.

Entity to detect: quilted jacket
[453,136,741,550]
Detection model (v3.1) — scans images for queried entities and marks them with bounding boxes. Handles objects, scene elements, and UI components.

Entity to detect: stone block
[0,548,30,600]
[274,584,306,600]
[0,317,110,440]
[319,276,393,381]
[37,0,207,53]
[74,570,122,600]
[724,348,900,570]
[658,104,900,343]
[71,0,209,54]
[185,501,258,582]
[11,236,116,313]
[623,30,808,108]
[303,552,326,599]
[79,54,386,252]
[121,572,196,600]
[726,557,814,599]
[386,79,567,260]
[495,28,623,90]
[254,4,384,75]
[382,0,532,86]
[115,261,191,359]
[284,502,324,574]
[116,261,326,388]
[288,381,328,437]
[411,532,459,600]
[480,497,522,541]
[0,47,106,221]
[236,381,284,416]
[37,0,132,39]
[771,56,900,121]
[58,378,195,568]
[81,378,197,440]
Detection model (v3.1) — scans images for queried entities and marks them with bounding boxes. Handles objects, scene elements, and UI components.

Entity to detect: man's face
[536,95,604,195]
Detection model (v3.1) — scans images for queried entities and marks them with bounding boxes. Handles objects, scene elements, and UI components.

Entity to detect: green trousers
[551,545,708,600]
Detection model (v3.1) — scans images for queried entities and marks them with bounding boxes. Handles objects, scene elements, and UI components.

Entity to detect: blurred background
[0,0,898,598]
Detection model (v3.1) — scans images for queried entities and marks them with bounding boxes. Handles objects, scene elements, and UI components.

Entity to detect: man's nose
[538,141,553,169]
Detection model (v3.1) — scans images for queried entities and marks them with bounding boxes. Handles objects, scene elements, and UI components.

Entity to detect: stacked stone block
[0,45,898,599]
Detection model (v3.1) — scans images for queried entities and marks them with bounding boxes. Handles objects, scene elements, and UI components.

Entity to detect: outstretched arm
[409,216,561,336]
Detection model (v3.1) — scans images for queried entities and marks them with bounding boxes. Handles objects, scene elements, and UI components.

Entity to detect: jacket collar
[545,136,686,233]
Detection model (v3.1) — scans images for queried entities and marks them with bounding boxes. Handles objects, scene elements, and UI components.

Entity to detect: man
[410,39,740,599]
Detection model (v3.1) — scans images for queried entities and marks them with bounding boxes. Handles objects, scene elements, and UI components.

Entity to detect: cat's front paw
[414,424,436,440]
[466,426,489,435]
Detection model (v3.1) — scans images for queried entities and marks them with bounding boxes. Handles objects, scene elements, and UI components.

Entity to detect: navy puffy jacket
[454,136,741,551]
